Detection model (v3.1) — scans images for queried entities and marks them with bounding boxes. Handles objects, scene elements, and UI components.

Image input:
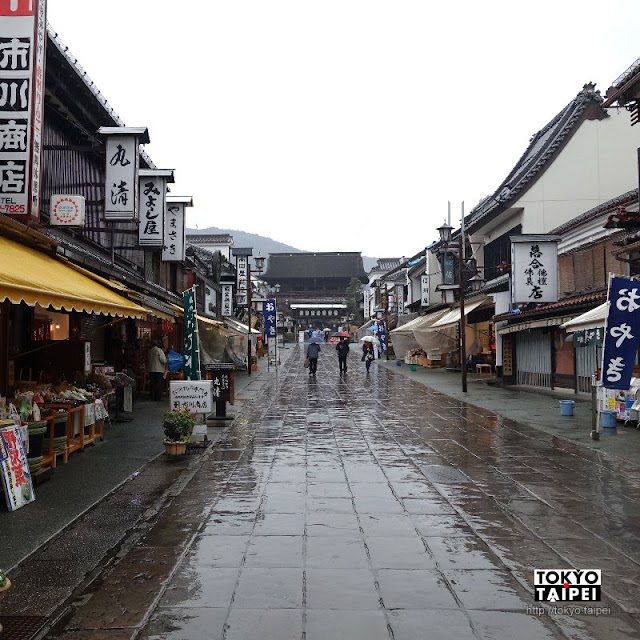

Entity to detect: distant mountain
[186,225,378,273]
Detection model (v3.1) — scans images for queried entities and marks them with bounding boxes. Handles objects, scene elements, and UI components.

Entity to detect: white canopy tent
[390,310,448,357]
[560,302,608,333]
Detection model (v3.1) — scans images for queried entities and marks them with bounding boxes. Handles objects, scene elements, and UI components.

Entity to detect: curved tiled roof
[262,252,368,282]
[466,84,606,233]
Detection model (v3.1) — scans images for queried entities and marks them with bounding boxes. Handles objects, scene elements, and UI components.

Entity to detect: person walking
[362,341,375,373]
[306,341,321,376]
[148,339,167,401]
[336,337,350,374]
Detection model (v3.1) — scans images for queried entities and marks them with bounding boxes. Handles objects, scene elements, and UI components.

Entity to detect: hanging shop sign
[601,276,640,390]
[221,284,233,316]
[421,275,430,307]
[138,170,169,246]
[573,327,604,348]
[0,0,47,222]
[98,127,149,221]
[396,284,404,316]
[0,425,35,511]
[236,256,248,307]
[183,286,201,380]
[50,194,85,226]
[263,297,277,339]
[511,235,559,304]
[170,380,212,413]
[162,196,192,261]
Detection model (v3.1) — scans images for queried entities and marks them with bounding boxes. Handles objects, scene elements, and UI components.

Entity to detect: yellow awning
[0,235,147,318]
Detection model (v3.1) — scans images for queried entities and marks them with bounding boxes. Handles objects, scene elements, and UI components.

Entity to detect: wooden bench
[476,363,492,375]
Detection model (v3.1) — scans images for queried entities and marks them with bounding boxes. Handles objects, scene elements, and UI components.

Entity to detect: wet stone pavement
[52,347,640,639]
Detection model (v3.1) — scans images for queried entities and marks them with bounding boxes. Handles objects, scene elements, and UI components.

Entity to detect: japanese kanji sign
[170,380,212,413]
[0,0,46,222]
[602,276,640,390]
[221,284,233,316]
[421,275,430,307]
[511,235,559,304]
[236,256,248,307]
[210,371,230,403]
[104,135,139,220]
[263,297,277,339]
[0,425,34,511]
[182,286,201,380]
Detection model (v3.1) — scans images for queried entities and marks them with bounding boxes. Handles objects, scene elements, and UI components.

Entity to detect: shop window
[33,306,69,341]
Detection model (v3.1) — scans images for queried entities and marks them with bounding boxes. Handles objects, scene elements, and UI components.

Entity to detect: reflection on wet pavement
[138,348,640,640]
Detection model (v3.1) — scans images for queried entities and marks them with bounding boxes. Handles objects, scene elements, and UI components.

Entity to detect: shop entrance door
[516,330,552,388]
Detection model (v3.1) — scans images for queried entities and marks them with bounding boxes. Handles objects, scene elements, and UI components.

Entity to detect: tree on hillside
[345,277,364,327]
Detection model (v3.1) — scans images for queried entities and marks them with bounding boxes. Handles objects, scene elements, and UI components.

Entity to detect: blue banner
[377,322,388,353]
[263,298,277,339]
[602,277,640,389]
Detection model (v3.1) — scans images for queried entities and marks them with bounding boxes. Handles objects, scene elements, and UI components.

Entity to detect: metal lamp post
[437,210,468,393]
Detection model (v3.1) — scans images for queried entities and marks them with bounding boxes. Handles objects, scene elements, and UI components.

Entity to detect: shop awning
[390,308,450,356]
[497,315,574,335]
[429,298,489,330]
[560,302,608,333]
[197,314,222,328]
[0,235,146,318]
[412,308,458,353]
[225,317,261,335]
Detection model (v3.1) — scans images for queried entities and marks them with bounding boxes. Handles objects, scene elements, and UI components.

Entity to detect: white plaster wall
[517,108,640,233]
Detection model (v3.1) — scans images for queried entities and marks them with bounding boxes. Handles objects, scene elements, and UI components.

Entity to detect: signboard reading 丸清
[0,0,47,222]
[98,127,149,221]
[0,425,35,511]
[170,380,212,413]
[511,235,559,305]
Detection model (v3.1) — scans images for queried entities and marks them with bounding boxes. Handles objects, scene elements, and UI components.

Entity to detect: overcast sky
[47,1,640,258]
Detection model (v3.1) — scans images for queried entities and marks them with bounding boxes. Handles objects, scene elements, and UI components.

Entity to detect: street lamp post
[437,207,467,393]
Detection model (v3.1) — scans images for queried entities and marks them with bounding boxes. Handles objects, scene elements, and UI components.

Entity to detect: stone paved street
[51,346,640,639]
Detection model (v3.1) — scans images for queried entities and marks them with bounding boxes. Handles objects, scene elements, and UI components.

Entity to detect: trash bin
[600,410,618,428]
[559,400,575,416]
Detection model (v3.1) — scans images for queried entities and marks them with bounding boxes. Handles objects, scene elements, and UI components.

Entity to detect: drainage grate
[0,616,48,640]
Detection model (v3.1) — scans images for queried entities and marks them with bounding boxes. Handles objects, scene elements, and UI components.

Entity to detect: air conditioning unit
[208,303,215,312]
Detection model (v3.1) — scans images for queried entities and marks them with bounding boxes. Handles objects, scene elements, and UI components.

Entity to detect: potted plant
[162,407,196,455]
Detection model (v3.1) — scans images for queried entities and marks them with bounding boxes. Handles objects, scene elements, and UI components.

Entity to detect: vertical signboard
[395,284,404,316]
[511,235,559,304]
[183,286,201,380]
[162,202,186,261]
[0,0,46,222]
[0,425,35,511]
[138,175,165,246]
[421,274,430,307]
[221,284,233,316]
[104,136,138,220]
[236,256,248,307]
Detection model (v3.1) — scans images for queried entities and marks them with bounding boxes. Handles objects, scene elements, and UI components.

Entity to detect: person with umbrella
[361,336,377,373]
[336,336,350,375]
[306,336,322,376]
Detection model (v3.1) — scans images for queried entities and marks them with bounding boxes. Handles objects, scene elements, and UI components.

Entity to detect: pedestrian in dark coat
[336,337,350,374]
[306,342,321,375]
[362,341,375,372]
